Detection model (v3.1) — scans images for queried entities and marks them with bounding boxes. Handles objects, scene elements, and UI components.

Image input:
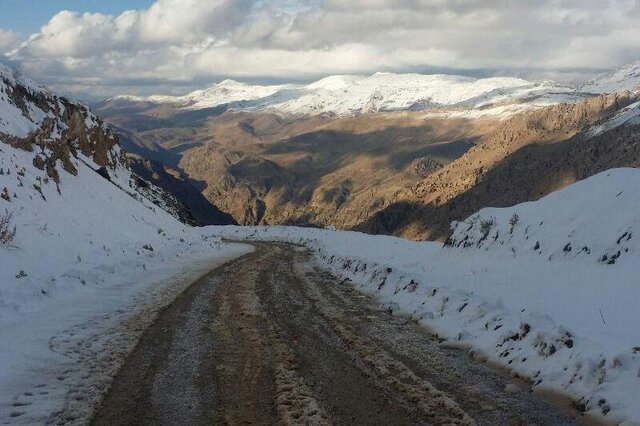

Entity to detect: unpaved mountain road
[92,242,587,426]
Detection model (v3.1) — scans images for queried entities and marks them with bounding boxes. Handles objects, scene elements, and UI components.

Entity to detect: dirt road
[92,243,586,425]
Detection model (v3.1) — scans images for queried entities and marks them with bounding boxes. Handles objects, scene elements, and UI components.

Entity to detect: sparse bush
[0,209,16,245]
[509,213,520,234]
[479,217,496,239]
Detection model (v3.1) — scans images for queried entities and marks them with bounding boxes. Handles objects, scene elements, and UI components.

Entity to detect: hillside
[360,90,640,239]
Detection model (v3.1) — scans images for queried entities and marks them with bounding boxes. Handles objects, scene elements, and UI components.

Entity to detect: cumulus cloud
[7,0,640,97]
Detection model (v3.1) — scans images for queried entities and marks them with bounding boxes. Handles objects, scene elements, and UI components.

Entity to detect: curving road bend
[91,242,586,426]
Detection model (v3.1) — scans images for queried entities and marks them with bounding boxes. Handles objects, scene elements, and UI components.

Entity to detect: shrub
[509,213,520,234]
[0,210,16,245]
[479,217,496,238]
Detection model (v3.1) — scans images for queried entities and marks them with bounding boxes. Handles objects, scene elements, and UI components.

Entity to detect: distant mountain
[579,61,640,94]
[103,72,585,118]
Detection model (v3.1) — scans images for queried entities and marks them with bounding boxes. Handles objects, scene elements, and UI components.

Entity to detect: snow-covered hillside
[579,61,640,94]
[211,168,640,424]
[447,168,640,265]
[110,72,583,117]
[587,100,640,137]
[0,66,252,423]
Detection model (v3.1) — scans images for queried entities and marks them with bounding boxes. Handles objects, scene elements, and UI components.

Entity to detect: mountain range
[93,62,640,239]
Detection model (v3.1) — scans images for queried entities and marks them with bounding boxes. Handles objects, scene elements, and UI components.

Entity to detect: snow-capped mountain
[579,61,640,94]
[116,79,292,111]
[109,72,584,118]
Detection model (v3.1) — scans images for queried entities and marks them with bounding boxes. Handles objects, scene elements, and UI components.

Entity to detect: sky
[1,0,640,100]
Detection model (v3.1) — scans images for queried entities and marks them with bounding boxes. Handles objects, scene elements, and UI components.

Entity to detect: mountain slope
[0,63,208,302]
[95,62,640,240]
[359,90,640,239]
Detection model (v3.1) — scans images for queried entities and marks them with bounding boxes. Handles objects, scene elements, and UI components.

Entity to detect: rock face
[1,70,121,184]
[127,155,236,226]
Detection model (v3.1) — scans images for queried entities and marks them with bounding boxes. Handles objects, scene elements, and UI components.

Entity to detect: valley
[96,67,640,240]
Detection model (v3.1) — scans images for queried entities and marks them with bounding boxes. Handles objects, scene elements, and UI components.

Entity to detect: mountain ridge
[103,72,587,118]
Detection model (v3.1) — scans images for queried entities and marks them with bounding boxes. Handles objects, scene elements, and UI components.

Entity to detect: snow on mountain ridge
[579,61,640,94]
[110,72,584,117]
[106,62,640,117]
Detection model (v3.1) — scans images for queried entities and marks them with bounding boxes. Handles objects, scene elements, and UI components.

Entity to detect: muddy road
[92,243,586,425]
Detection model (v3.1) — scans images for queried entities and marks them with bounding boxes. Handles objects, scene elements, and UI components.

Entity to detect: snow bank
[211,168,640,425]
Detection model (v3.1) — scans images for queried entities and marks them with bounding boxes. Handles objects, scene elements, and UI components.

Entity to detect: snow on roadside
[211,168,640,425]
[0,140,253,424]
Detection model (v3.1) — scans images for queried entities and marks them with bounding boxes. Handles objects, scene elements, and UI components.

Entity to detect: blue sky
[0,0,153,35]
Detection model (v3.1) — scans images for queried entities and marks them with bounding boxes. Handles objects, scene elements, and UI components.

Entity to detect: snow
[113,79,292,111]
[0,140,253,423]
[210,168,640,425]
[588,100,640,137]
[107,61,640,119]
[0,64,253,423]
[113,72,584,118]
[579,61,640,94]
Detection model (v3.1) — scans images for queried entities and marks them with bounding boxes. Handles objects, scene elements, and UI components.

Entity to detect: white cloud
[7,0,640,97]
[0,28,19,52]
